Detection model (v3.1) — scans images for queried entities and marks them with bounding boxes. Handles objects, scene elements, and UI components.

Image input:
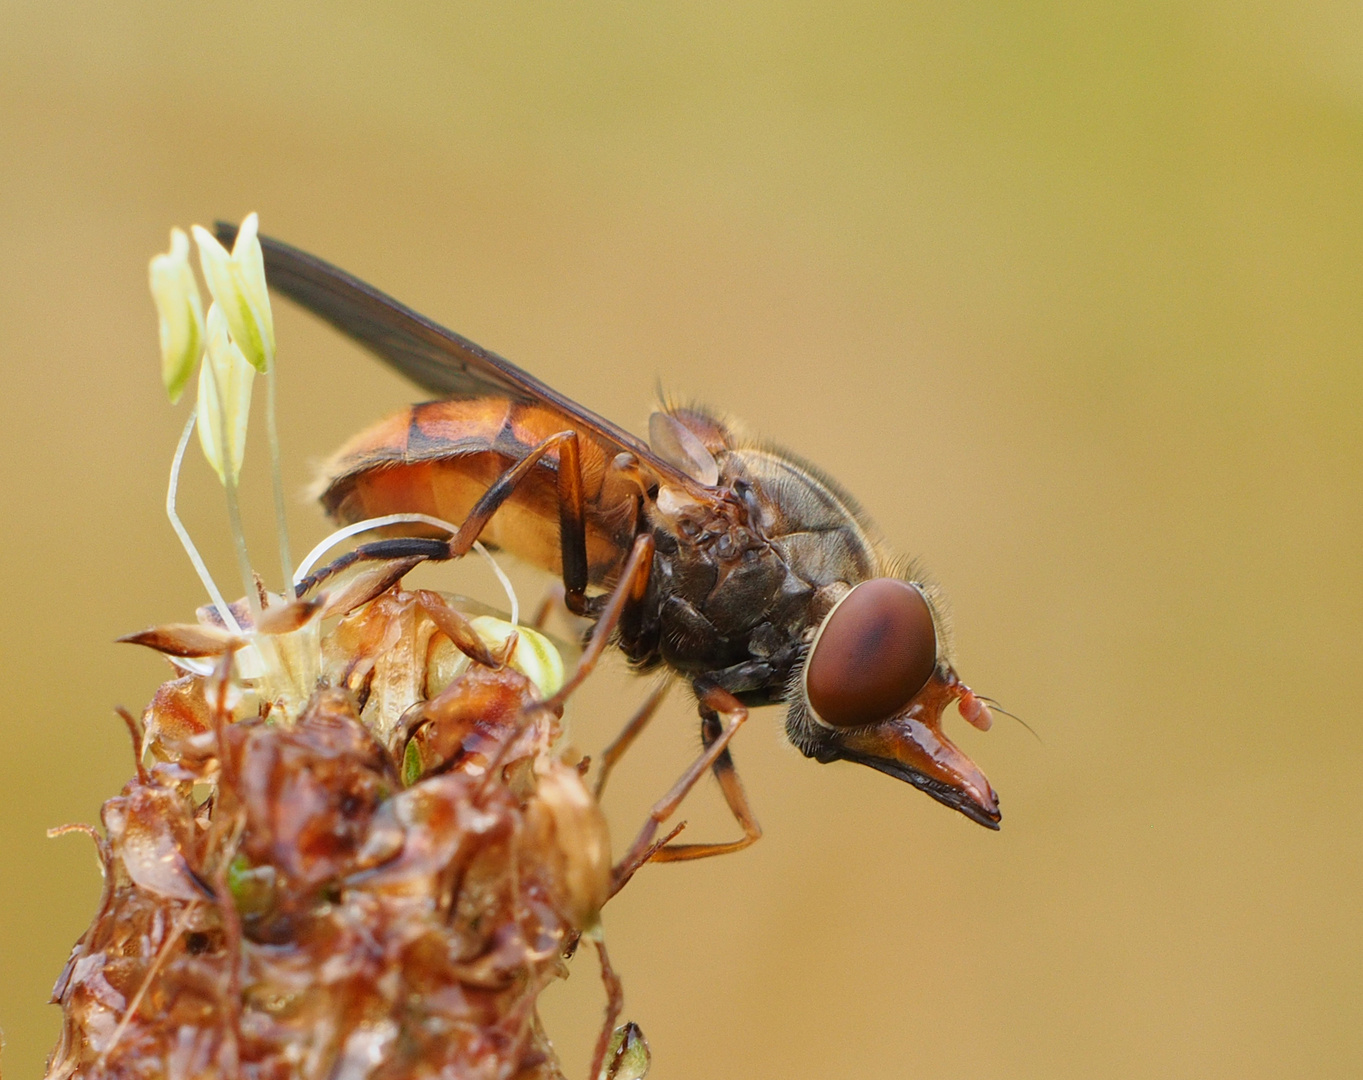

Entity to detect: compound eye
[805,579,937,729]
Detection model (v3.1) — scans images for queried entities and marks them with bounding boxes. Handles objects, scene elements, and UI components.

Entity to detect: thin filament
[978,696,1043,744]
[203,355,261,625]
[166,411,243,636]
[264,361,295,598]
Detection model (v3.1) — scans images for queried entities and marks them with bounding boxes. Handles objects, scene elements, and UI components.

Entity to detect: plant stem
[222,467,262,625]
[167,411,244,635]
[264,361,294,598]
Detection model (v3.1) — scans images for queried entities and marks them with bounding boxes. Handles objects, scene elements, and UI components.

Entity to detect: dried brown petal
[528,761,612,929]
[415,588,499,668]
[318,556,424,620]
[117,622,237,658]
[404,664,544,783]
[141,674,211,758]
[226,688,394,893]
[101,785,208,902]
[253,594,323,635]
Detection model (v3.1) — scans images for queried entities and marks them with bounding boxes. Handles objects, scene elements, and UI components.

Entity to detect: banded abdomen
[318,398,649,586]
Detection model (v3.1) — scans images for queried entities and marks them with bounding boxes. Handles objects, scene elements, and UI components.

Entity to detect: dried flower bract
[47,586,622,1080]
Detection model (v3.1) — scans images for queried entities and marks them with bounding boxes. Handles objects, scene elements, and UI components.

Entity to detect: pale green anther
[191,214,275,373]
[599,1023,650,1080]
[197,303,256,485]
[149,228,205,403]
[470,616,565,699]
[231,213,276,363]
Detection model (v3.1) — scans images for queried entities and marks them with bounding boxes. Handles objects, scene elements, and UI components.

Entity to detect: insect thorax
[626,447,877,701]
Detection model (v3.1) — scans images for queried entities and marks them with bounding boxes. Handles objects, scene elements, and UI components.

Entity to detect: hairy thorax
[628,446,878,702]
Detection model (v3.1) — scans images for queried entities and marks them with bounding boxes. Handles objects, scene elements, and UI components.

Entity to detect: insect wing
[214,222,696,489]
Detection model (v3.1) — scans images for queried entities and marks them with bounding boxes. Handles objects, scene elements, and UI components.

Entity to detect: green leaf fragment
[402,739,424,787]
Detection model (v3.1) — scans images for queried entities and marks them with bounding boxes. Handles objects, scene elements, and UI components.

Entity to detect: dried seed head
[528,760,612,929]
[50,586,628,1080]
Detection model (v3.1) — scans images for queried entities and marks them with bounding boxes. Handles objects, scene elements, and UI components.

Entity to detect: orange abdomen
[318,399,645,585]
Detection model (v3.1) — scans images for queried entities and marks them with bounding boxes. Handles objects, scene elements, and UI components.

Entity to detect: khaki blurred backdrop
[1,2,1360,1077]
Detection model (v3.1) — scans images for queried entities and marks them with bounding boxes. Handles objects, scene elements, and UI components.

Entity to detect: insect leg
[529,582,567,630]
[648,685,763,864]
[480,533,653,792]
[608,685,752,894]
[296,538,447,595]
[540,533,653,713]
[299,431,592,602]
[593,681,671,799]
[444,431,591,615]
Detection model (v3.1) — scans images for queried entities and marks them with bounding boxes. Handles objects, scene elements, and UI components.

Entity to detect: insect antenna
[978,696,1043,744]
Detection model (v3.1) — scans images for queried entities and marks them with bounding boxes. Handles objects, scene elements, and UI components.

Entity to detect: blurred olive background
[2,2,1361,1077]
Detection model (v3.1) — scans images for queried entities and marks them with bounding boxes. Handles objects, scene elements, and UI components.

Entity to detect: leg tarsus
[648,696,762,864]
[608,685,760,895]
[297,536,449,595]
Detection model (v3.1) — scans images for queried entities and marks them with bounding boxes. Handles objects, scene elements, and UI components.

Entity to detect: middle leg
[609,685,762,894]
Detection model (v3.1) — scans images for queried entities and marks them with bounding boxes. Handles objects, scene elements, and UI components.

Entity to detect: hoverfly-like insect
[217,224,1001,862]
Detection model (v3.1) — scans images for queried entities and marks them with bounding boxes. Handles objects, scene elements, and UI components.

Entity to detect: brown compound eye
[804,579,938,729]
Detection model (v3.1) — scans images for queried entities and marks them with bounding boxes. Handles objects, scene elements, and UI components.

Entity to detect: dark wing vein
[213,222,656,463]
